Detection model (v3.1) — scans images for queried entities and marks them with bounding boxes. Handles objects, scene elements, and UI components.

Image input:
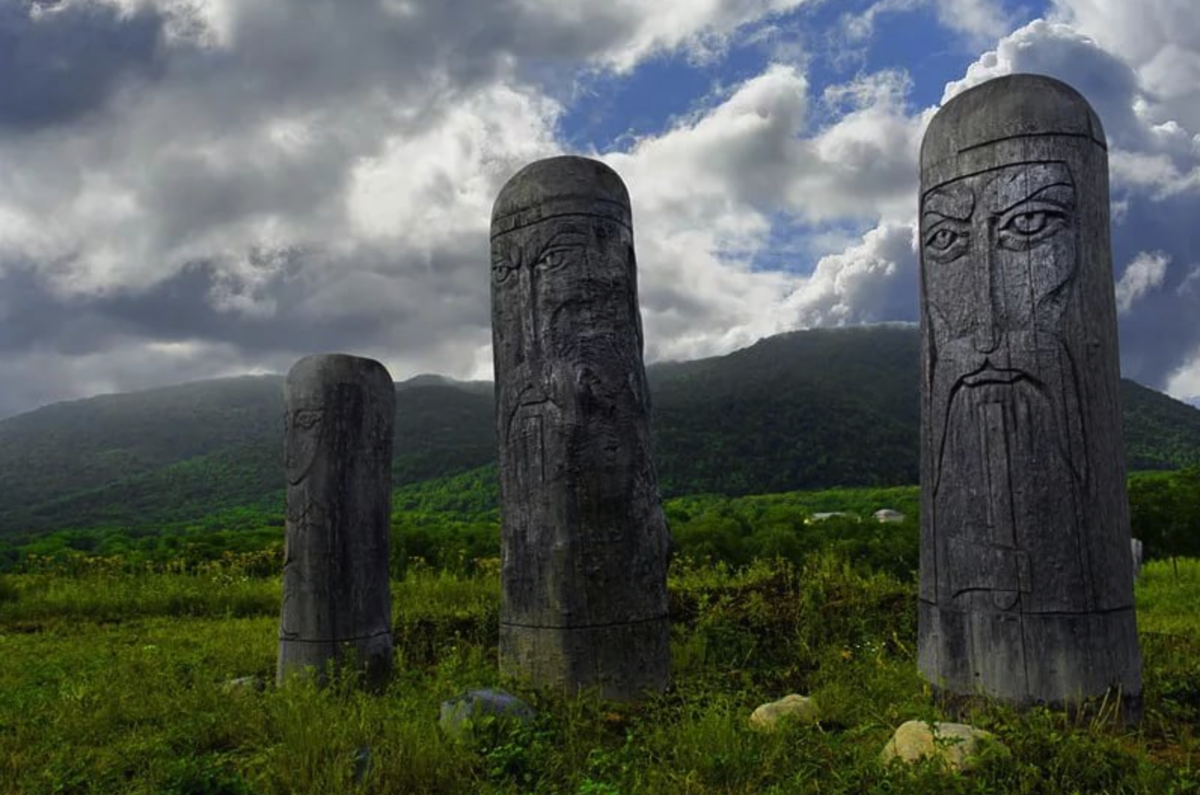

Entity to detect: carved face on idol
[284,406,324,487]
[491,213,641,437]
[922,160,1083,473]
[922,161,1077,369]
[921,156,1090,611]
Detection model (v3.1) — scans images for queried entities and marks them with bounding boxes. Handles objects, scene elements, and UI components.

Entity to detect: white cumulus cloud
[1115,251,1171,315]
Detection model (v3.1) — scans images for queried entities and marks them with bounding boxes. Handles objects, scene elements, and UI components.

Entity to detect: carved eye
[996,203,1069,251]
[1008,211,1046,234]
[927,228,959,251]
[492,258,517,283]
[923,223,969,262]
[292,410,322,430]
[536,247,574,271]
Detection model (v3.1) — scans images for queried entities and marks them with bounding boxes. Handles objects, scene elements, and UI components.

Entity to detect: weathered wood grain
[278,353,395,690]
[490,156,670,700]
[917,74,1142,717]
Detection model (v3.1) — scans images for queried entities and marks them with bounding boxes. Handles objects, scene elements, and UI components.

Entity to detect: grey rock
[277,354,396,691]
[874,509,905,523]
[917,74,1142,715]
[880,720,1007,772]
[748,694,819,730]
[353,745,372,784]
[438,688,536,741]
[490,156,671,700]
[221,675,266,694]
[1131,538,1144,580]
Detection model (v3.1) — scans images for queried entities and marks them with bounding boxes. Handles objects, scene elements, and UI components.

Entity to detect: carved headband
[490,197,632,238]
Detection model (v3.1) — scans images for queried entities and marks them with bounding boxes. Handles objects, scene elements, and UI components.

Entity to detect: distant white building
[873,509,906,523]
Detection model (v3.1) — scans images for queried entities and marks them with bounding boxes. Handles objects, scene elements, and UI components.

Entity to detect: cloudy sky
[1,0,1198,420]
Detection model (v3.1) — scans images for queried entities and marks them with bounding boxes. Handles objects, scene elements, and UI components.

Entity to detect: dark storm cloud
[0,258,366,356]
[0,2,166,131]
[0,233,492,364]
[160,0,633,124]
[0,264,128,353]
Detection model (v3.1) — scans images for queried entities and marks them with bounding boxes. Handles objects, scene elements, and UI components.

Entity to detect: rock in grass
[880,720,1007,772]
[353,745,372,784]
[748,694,819,730]
[439,689,535,741]
[221,675,266,694]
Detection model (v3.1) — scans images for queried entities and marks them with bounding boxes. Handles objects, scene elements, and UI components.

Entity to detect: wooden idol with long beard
[917,74,1142,716]
[490,156,670,700]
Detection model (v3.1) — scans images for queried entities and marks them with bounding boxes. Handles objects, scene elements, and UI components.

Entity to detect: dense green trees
[3,466,1196,577]
[1129,466,1200,561]
[5,326,1200,537]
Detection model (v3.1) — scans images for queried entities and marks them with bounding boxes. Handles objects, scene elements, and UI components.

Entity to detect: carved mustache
[959,365,1031,388]
[934,330,1064,390]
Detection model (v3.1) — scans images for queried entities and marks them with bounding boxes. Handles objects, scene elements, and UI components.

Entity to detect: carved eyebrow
[983,162,1074,213]
[922,187,975,222]
[995,182,1074,215]
[531,229,589,259]
[922,210,970,226]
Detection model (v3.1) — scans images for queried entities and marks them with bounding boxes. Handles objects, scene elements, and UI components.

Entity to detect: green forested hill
[3,325,1200,536]
[0,378,496,535]
[1120,377,1200,470]
[0,376,282,518]
[649,325,921,495]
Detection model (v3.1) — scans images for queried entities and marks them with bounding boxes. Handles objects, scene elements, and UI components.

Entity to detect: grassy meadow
[1,540,1198,794]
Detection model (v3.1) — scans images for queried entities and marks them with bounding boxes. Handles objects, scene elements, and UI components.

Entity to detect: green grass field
[1,551,1197,794]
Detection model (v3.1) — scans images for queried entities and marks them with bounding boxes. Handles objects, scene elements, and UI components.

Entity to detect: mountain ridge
[3,325,1199,536]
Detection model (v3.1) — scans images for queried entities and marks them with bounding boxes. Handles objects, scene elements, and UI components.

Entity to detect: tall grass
[1136,557,1200,637]
[1,554,1197,793]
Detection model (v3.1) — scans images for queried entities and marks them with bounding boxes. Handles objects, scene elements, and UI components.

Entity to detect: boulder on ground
[221,675,266,694]
[749,694,819,731]
[439,688,535,741]
[880,720,1007,772]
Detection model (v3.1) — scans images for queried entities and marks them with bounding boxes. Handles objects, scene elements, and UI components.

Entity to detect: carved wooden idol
[278,353,395,690]
[917,74,1141,716]
[490,155,670,699]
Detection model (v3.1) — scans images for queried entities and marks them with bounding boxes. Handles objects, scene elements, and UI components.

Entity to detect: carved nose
[519,266,540,363]
[974,244,999,353]
[974,316,999,353]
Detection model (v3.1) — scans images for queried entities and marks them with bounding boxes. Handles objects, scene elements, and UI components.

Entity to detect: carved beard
[935,354,1088,614]
[502,333,644,548]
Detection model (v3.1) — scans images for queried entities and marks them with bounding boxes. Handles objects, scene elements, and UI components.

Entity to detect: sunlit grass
[1,554,1197,793]
[1136,557,1200,637]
